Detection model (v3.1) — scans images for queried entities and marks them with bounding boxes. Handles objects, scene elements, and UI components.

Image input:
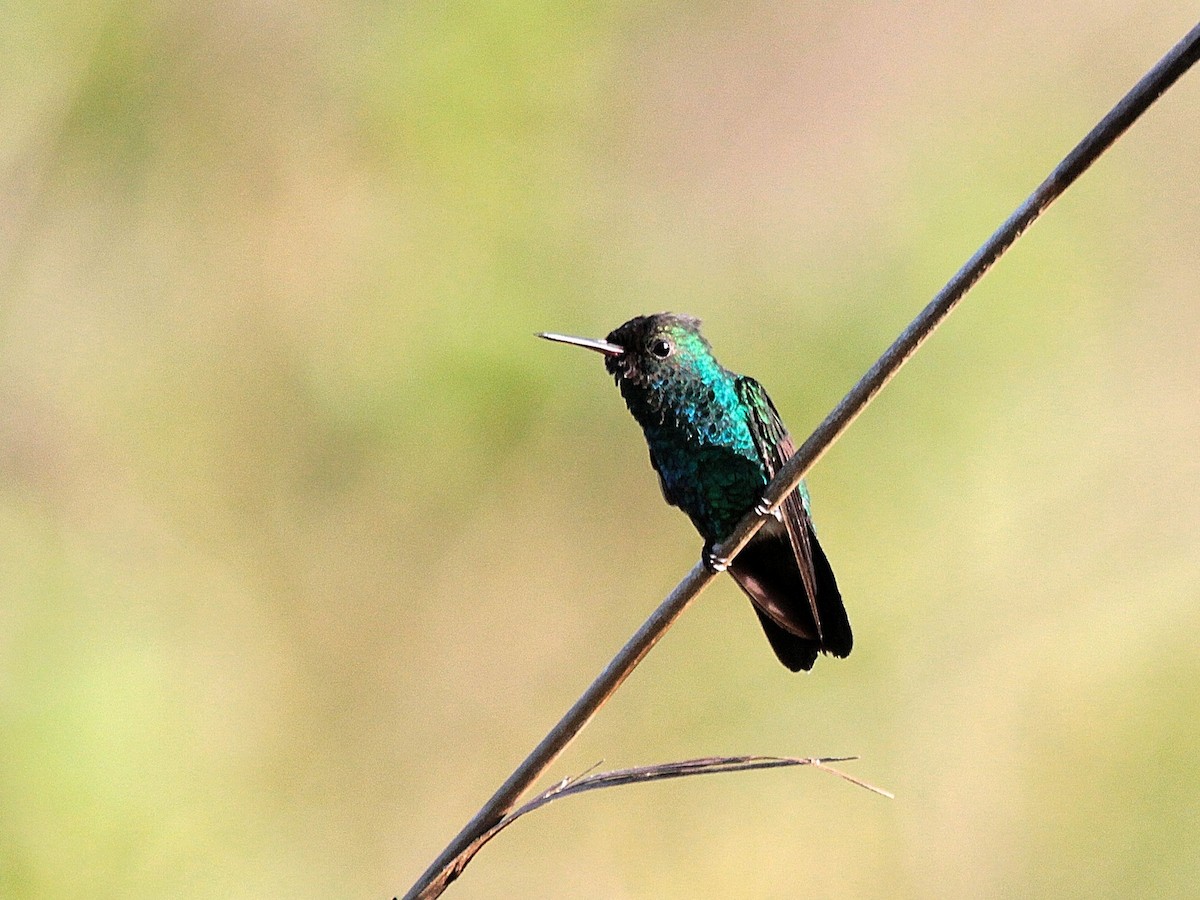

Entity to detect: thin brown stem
[401,21,1200,900]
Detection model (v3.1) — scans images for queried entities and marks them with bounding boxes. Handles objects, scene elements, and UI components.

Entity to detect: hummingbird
[539,313,852,672]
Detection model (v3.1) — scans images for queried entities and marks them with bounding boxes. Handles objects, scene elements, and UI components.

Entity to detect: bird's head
[539,313,718,400]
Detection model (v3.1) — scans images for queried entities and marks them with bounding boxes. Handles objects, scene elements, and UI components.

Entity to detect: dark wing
[734,376,824,638]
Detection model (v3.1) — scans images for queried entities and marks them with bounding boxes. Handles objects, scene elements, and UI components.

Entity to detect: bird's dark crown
[603,313,712,384]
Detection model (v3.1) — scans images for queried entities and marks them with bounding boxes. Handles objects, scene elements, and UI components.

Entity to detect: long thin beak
[536,332,625,357]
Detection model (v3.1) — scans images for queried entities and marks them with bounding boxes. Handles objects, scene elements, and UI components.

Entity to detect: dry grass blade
[441,755,891,883]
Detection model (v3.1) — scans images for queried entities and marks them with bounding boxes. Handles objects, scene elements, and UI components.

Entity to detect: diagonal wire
[402,21,1200,900]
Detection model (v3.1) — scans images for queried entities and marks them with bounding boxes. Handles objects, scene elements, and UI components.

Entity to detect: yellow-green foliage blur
[3,3,1199,898]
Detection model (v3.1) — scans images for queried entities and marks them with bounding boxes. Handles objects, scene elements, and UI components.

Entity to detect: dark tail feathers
[730,521,852,672]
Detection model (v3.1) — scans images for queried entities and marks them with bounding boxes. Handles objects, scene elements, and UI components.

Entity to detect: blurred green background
[3,2,1199,897]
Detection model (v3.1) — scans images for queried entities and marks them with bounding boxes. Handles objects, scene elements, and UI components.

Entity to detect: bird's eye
[649,337,674,359]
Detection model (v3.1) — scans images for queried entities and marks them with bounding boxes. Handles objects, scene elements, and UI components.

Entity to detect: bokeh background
[3,2,1199,897]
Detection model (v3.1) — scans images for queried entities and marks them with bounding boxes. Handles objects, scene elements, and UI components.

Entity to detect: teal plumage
[606,316,762,541]
[540,313,852,671]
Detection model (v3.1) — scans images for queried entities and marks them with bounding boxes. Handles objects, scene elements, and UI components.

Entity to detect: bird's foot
[754,498,782,520]
[703,543,731,574]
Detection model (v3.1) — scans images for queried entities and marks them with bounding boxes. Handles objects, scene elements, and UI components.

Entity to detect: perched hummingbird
[539,313,851,672]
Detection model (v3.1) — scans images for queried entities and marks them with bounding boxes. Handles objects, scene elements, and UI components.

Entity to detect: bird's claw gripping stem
[703,543,731,574]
